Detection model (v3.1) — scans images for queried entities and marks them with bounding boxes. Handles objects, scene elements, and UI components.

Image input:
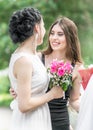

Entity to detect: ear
[34,24,40,33]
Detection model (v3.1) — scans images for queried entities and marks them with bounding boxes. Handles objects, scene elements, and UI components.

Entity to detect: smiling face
[49,23,67,52]
[44,17,82,64]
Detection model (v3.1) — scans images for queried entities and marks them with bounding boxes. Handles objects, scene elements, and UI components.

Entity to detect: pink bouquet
[47,59,73,91]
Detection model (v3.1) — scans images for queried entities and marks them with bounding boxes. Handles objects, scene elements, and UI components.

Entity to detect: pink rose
[64,62,72,73]
[57,67,65,76]
[50,60,58,73]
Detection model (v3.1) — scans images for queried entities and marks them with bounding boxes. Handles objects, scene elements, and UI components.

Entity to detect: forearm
[18,91,54,113]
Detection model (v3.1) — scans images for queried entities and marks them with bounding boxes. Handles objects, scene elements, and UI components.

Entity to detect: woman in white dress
[8,7,63,130]
[75,74,93,130]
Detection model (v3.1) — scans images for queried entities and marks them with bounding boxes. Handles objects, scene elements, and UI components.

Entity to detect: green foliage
[0,0,93,107]
[0,75,10,94]
[0,93,12,107]
[0,75,12,107]
[0,0,93,69]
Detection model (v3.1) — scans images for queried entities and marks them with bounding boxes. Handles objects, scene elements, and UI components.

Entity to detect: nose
[52,34,58,39]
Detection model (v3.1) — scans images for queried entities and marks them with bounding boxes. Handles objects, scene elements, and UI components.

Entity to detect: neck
[51,51,66,61]
[18,36,37,54]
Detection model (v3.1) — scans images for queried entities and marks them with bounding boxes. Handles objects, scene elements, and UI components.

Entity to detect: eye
[58,32,64,36]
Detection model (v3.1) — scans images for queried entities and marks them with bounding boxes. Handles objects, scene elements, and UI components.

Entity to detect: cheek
[49,36,52,42]
[60,37,67,44]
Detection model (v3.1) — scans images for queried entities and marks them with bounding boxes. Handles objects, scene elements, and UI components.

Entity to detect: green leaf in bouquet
[62,83,68,91]
[62,80,69,91]
[49,78,53,89]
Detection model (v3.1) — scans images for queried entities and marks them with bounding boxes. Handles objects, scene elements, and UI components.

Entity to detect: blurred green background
[0,0,93,106]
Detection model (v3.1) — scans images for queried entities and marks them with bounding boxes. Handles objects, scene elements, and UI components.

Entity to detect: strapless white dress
[8,52,52,130]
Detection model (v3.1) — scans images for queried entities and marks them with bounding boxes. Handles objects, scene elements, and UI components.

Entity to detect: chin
[52,46,65,51]
[52,47,60,51]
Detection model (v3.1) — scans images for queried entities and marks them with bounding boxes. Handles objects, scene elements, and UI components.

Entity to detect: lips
[52,42,60,46]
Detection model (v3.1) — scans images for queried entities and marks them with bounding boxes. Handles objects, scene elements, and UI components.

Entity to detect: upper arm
[70,65,82,101]
[13,57,33,108]
[12,56,57,113]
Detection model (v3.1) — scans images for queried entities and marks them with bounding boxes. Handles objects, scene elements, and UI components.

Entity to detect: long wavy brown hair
[43,17,83,64]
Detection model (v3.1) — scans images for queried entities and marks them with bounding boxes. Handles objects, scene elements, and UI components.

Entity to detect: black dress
[42,54,72,130]
[47,87,71,130]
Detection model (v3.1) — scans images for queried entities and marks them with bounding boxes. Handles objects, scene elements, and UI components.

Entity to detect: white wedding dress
[8,52,52,130]
[75,74,93,130]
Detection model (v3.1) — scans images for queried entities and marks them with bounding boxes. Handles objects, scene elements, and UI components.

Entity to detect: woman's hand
[50,86,63,99]
[9,87,17,99]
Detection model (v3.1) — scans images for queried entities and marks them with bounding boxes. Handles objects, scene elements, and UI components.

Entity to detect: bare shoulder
[16,56,32,66]
[13,56,33,78]
[14,56,33,73]
[75,62,84,70]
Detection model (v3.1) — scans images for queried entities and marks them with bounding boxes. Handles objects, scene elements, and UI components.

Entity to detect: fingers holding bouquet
[50,86,64,99]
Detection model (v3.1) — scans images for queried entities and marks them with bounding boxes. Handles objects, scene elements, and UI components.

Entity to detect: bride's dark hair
[9,7,41,44]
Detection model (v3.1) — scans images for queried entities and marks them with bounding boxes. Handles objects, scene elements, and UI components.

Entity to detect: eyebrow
[58,31,64,33]
[51,29,64,32]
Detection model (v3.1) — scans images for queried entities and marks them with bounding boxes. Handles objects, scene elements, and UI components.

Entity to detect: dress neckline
[12,51,37,56]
